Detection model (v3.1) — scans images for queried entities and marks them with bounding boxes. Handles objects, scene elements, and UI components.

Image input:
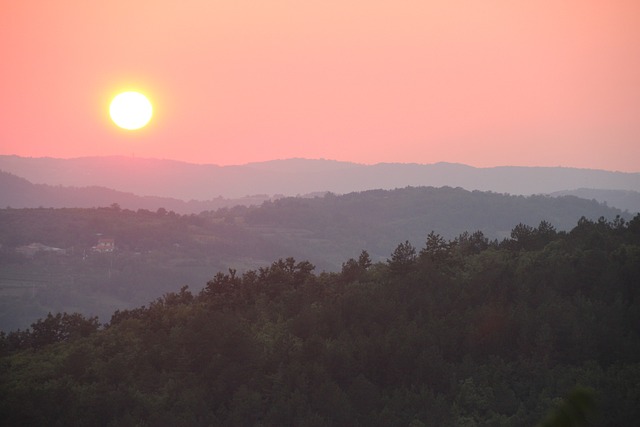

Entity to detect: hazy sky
[2,1,639,171]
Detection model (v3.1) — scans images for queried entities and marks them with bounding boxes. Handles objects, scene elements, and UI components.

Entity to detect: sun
[109,91,153,130]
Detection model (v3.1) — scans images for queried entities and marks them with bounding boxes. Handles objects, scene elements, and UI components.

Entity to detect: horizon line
[0,153,637,174]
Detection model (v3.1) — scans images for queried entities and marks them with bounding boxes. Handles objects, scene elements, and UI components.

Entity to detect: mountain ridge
[0,155,638,201]
[0,170,274,214]
[2,162,639,215]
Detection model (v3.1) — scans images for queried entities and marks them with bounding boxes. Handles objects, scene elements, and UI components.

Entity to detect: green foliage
[537,387,597,427]
[1,214,639,425]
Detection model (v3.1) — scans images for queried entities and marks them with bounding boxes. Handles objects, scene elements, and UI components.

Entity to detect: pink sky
[1,1,639,171]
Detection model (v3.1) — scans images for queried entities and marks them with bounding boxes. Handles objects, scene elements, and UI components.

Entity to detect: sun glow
[109,91,153,130]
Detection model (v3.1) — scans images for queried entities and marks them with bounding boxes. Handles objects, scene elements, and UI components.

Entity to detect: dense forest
[0,186,628,331]
[1,214,638,426]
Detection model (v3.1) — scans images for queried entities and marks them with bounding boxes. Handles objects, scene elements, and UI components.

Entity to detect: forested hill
[235,186,628,266]
[3,164,639,214]
[1,215,639,426]
[0,186,629,331]
[550,188,640,214]
[1,186,628,268]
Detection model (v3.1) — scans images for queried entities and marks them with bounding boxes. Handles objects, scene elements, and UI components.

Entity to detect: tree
[455,230,489,255]
[26,312,100,349]
[510,223,534,249]
[420,231,451,263]
[341,250,373,283]
[357,250,372,270]
[388,241,417,273]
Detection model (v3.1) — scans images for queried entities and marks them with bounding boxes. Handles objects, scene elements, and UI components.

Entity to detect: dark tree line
[1,215,639,426]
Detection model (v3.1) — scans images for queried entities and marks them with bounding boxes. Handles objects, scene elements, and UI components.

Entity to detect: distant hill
[237,186,630,266]
[550,188,640,214]
[0,185,630,331]
[0,170,272,213]
[2,164,637,217]
[0,155,638,200]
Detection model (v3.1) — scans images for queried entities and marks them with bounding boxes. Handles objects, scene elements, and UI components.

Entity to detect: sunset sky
[2,1,639,172]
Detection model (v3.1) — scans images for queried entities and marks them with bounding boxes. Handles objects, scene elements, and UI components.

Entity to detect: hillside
[1,155,638,200]
[1,215,639,426]
[0,186,628,331]
[237,187,628,266]
[550,188,640,214]
[0,170,272,214]
[2,160,638,216]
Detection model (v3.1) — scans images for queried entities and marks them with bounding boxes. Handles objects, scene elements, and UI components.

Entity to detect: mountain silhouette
[0,155,638,201]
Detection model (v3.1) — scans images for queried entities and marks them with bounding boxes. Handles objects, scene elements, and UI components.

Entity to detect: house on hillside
[92,238,115,253]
